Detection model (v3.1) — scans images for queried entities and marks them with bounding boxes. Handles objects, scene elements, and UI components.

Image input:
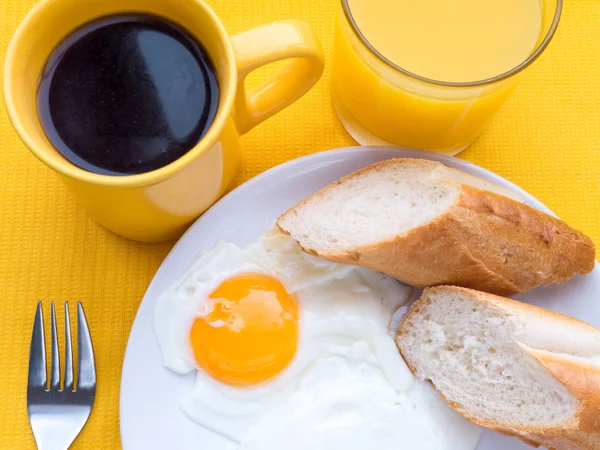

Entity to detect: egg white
[237,363,480,450]
[154,228,481,448]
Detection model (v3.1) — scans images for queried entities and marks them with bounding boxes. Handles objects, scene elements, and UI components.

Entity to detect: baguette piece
[397,286,600,450]
[277,158,595,296]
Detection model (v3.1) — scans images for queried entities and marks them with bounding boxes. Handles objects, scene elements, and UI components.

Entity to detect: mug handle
[230,20,324,135]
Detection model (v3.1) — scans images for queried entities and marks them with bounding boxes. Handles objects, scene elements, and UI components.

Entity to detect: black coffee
[37,15,219,175]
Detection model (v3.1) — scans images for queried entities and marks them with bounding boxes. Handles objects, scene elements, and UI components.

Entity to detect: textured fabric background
[0,0,599,448]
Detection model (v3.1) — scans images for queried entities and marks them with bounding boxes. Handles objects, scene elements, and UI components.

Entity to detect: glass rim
[341,0,563,87]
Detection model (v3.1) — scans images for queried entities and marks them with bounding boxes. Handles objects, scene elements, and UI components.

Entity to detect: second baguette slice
[277,158,595,295]
[397,286,600,450]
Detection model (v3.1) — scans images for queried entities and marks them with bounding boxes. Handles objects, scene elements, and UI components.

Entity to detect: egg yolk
[189,273,298,386]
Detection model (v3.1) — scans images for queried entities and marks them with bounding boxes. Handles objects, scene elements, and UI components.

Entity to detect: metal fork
[27,302,96,450]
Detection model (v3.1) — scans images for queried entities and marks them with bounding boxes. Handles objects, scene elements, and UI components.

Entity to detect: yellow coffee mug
[4,0,324,242]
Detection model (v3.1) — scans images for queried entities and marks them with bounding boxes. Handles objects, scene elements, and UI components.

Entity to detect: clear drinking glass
[332,0,562,155]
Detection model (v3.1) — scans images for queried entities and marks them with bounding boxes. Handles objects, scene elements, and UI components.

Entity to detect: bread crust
[397,286,600,450]
[277,159,595,296]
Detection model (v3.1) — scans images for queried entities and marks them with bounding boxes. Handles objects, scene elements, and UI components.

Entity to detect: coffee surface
[38,15,219,175]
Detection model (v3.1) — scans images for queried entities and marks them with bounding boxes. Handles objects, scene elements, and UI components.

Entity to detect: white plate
[120,146,600,450]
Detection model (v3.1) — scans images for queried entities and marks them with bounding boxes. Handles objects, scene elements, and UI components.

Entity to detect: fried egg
[154,228,481,448]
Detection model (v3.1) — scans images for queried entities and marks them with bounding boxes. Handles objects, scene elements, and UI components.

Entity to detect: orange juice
[332,0,558,154]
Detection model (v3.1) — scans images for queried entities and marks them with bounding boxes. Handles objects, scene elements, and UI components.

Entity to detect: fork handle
[29,407,83,450]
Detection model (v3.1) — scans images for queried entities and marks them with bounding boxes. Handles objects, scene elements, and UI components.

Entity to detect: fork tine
[76,303,96,390]
[28,302,47,389]
[50,302,60,390]
[64,302,74,391]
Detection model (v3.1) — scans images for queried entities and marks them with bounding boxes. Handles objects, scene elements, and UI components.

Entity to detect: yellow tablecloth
[1,0,599,448]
